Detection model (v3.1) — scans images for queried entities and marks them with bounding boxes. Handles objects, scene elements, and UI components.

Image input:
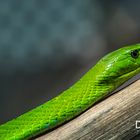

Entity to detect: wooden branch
[36,80,140,140]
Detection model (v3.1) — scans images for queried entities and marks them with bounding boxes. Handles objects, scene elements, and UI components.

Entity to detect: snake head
[96,44,140,88]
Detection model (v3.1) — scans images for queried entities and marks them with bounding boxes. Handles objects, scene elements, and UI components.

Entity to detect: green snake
[1,44,140,140]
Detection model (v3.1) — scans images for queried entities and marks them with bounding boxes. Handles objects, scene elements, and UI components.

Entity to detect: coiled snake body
[1,44,140,139]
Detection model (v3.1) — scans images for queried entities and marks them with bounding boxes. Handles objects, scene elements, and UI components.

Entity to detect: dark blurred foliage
[0,1,140,139]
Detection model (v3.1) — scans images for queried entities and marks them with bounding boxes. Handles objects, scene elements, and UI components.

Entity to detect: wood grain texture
[36,80,140,140]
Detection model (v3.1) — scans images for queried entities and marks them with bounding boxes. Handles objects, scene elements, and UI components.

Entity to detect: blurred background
[0,0,140,139]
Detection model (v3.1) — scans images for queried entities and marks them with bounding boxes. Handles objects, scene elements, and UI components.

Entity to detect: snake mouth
[119,66,140,80]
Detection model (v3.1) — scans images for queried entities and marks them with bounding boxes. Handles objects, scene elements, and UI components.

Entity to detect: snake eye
[131,50,139,58]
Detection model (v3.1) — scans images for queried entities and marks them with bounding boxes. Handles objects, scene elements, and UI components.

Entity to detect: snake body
[1,44,140,139]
